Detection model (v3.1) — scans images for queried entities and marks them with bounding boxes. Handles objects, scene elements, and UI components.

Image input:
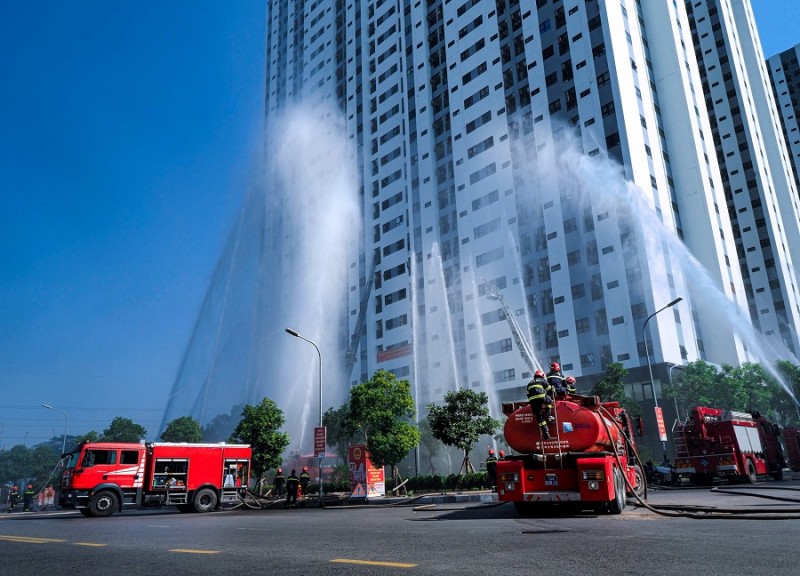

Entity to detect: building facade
[262,0,800,458]
[767,44,800,198]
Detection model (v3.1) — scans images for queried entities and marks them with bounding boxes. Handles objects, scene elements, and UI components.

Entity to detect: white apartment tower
[263,0,800,456]
[767,44,800,197]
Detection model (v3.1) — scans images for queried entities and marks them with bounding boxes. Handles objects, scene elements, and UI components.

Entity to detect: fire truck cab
[59,441,251,517]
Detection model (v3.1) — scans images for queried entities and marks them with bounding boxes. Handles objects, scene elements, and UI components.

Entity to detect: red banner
[654,407,668,442]
[314,426,326,458]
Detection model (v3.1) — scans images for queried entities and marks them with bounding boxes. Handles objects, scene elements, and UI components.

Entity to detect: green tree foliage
[0,444,60,487]
[417,418,443,475]
[160,416,204,443]
[348,370,420,480]
[426,389,500,474]
[322,404,359,461]
[590,362,641,416]
[100,417,147,442]
[229,398,290,484]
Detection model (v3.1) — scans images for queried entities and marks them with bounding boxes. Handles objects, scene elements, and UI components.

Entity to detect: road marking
[169,549,221,555]
[75,542,107,547]
[331,559,417,568]
[0,535,65,544]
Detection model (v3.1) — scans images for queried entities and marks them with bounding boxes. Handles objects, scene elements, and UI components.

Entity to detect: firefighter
[564,375,577,394]
[7,485,19,513]
[299,466,311,497]
[23,484,35,512]
[527,370,552,440]
[285,469,300,507]
[486,449,498,491]
[498,450,506,461]
[547,362,567,395]
[273,468,286,497]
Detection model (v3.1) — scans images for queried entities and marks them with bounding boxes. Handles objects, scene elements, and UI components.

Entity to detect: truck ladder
[672,424,689,458]
[344,253,378,380]
[483,281,537,373]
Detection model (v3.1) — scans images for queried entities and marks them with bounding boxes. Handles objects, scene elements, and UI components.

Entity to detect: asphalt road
[1,484,799,576]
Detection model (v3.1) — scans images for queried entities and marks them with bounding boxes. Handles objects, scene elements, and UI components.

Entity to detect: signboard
[654,406,668,442]
[348,444,385,499]
[314,426,327,458]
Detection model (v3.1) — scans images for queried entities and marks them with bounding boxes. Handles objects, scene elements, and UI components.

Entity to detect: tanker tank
[502,397,624,454]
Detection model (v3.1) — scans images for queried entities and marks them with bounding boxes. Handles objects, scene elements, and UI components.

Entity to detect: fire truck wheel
[193,488,218,513]
[608,468,626,515]
[633,465,646,499]
[745,460,757,484]
[88,491,118,517]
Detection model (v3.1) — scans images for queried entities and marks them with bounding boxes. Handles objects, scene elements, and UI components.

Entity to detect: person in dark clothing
[546,362,566,395]
[299,467,311,497]
[564,376,577,394]
[7,485,19,513]
[527,370,553,439]
[285,470,300,507]
[23,484,35,512]
[486,449,498,491]
[273,468,285,497]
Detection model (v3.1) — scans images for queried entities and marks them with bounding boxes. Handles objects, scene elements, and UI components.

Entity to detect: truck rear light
[581,470,604,481]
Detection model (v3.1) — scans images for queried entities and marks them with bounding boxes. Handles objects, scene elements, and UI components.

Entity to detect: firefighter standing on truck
[547,362,567,395]
[527,370,553,440]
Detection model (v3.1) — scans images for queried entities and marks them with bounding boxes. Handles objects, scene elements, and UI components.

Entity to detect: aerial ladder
[483,281,538,374]
[344,253,378,380]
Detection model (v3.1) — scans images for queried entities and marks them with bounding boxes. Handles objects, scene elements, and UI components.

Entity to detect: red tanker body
[59,441,251,517]
[497,395,644,516]
[785,426,800,472]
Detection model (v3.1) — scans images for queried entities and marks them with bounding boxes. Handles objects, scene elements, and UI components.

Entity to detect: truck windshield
[65,451,81,469]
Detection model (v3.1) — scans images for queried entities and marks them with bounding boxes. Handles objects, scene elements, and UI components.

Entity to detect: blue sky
[0,2,796,449]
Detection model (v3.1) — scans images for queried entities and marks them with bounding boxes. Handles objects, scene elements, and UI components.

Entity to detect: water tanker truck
[496,394,645,515]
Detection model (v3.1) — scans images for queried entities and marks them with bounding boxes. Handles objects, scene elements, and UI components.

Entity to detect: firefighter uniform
[23,484,34,512]
[527,371,553,440]
[273,469,286,497]
[486,449,498,491]
[546,362,567,395]
[7,485,19,513]
[564,376,577,394]
[299,467,311,496]
[285,470,300,507]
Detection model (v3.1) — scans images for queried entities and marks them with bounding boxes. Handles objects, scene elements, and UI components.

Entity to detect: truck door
[81,448,141,488]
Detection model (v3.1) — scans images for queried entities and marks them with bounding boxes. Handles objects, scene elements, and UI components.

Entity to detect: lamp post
[285,328,323,506]
[42,403,68,456]
[642,297,682,460]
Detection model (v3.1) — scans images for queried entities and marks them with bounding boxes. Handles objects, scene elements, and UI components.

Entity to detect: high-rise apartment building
[261,0,800,458]
[767,44,800,195]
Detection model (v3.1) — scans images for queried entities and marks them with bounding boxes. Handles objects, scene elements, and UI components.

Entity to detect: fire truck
[673,406,787,484]
[496,395,645,516]
[59,441,251,517]
[784,425,800,471]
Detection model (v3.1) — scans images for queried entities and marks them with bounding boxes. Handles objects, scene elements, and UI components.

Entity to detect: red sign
[654,407,668,442]
[348,444,385,498]
[314,426,326,457]
[377,343,413,363]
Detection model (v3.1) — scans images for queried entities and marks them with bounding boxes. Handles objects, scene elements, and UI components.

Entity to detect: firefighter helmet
[550,362,561,372]
[534,370,545,378]
[302,466,308,472]
[499,450,505,458]
[566,376,576,384]
[277,468,282,473]
[488,448,495,455]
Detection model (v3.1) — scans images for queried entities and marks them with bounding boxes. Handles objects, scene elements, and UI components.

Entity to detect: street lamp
[42,404,68,456]
[285,328,323,506]
[642,297,682,459]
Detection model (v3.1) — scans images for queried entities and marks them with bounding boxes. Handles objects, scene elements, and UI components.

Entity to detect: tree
[322,404,359,461]
[160,416,204,443]
[348,370,420,481]
[417,419,443,475]
[426,389,501,474]
[100,417,147,442]
[590,362,640,416]
[229,398,290,487]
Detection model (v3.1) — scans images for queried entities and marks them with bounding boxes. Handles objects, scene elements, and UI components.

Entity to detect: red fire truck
[673,406,787,484]
[496,395,645,516]
[59,441,251,517]
[784,425,800,471]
